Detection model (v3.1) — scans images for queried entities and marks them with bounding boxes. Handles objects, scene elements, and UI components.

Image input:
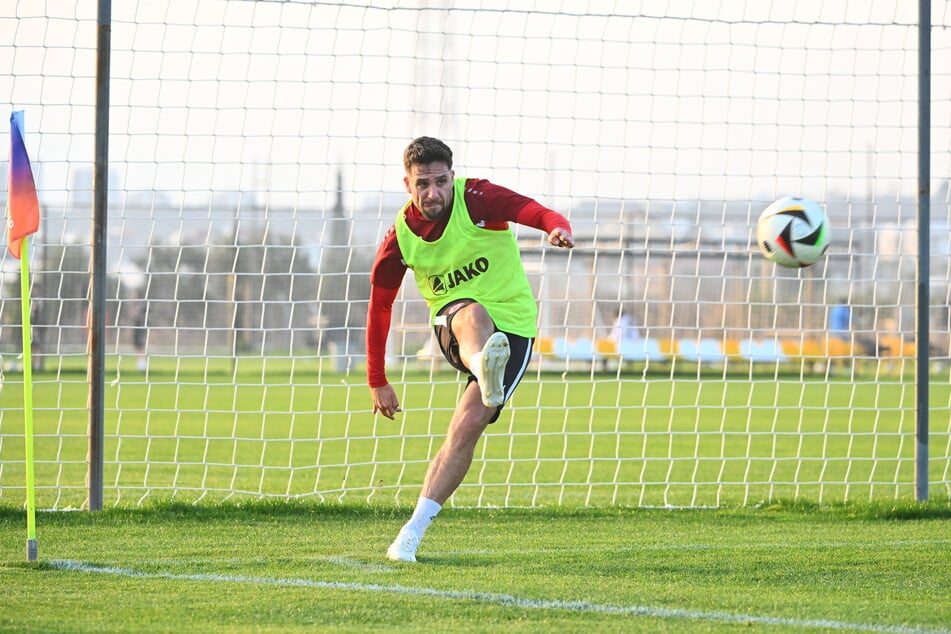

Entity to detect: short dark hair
[403,136,453,172]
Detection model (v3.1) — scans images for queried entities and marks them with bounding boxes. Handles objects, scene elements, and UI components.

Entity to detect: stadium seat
[740,339,789,363]
[799,339,824,358]
[677,338,725,364]
[782,338,825,363]
[534,336,555,355]
[552,337,602,368]
[878,334,915,358]
[658,338,678,357]
[595,338,619,356]
[617,338,666,363]
[780,339,802,357]
[721,338,741,358]
[824,337,853,357]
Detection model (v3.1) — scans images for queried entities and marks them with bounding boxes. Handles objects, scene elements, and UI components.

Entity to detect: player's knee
[455,302,494,333]
[446,413,489,446]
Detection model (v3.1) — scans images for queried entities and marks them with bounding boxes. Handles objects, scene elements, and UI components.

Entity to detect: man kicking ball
[366,136,575,562]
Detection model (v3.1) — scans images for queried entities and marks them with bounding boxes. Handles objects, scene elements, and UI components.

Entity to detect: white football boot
[386,528,421,563]
[478,332,510,408]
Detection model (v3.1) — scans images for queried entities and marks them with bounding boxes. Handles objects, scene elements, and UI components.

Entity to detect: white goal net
[1,1,949,509]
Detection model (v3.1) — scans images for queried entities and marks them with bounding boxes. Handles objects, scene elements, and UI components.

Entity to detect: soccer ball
[756,196,829,268]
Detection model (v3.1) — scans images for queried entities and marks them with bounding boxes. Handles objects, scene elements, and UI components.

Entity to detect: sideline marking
[450,538,951,557]
[48,560,946,633]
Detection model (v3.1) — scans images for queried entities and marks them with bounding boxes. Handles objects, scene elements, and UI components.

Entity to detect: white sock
[404,497,442,537]
[469,351,483,381]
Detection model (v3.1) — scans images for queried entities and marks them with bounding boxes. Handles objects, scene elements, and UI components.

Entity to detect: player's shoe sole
[386,529,420,563]
[479,332,510,408]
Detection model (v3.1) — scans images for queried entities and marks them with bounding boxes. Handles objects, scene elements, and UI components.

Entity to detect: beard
[420,197,451,220]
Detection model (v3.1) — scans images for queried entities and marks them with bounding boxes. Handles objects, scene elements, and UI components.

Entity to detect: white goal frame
[1,1,949,510]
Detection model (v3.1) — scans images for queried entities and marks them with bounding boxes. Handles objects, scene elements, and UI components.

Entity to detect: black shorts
[433,299,534,423]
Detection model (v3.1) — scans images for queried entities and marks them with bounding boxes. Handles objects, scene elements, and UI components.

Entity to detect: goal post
[0,1,949,510]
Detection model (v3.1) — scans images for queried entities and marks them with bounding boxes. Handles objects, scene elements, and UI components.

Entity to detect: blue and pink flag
[7,110,40,259]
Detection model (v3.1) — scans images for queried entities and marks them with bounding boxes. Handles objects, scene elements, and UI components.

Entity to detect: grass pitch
[1,358,948,509]
[1,359,949,631]
[0,500,949,633]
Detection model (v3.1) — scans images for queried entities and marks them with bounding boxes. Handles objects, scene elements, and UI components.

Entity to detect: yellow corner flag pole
[19,238,38,562]
[9,109,42,562]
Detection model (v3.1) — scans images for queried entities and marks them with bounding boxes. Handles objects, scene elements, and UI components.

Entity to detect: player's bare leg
[452,303,510,406]
[450,303,497,362]
[386,383,496,562]
[420,383,494,503]
[386,302,512,562]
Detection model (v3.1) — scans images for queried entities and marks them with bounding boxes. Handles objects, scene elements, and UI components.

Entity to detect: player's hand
[370,384,402,420]
[548,227,574,249]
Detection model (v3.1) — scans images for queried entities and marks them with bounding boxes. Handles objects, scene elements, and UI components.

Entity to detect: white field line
[49,559,947,634]
[445,538,951,556]
[137,556,395,573]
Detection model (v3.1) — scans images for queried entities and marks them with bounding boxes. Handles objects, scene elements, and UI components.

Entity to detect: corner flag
[8,110,40,259]
[8,110,41,562]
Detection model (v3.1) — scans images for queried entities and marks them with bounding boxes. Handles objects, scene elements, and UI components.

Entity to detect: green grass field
[0,358,948,509]
[0,501,949,633]
[1,359,949,631]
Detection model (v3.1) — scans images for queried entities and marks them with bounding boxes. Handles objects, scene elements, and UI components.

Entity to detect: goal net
[1,1,949,509]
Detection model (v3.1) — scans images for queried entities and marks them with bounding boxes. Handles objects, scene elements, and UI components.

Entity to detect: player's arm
[367,285,401,419]
[514,199,574,248]
[367,227,406,419]
[468,179,574,249]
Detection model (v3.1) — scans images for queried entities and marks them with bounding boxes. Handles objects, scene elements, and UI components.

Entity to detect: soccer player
[367,136,575,562]
[830,299,852,341]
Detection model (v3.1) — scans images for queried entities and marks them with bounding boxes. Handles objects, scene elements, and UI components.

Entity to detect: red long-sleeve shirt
[366,178,571,388]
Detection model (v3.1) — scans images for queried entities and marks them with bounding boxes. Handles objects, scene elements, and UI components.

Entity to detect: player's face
[404,162,454,221]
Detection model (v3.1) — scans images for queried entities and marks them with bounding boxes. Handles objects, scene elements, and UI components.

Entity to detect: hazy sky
[2,0,950,212]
